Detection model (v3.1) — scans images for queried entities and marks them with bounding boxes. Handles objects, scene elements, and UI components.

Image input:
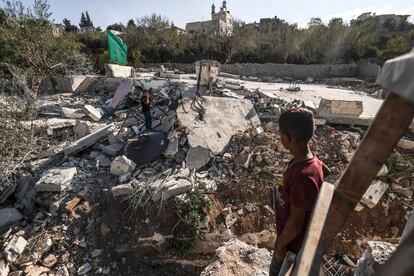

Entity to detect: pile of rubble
[1,64,413,275]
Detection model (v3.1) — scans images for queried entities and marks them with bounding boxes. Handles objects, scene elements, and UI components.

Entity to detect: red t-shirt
[275,156,325,253]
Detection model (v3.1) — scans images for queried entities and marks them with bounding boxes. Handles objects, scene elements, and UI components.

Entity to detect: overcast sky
[13,0,414,28]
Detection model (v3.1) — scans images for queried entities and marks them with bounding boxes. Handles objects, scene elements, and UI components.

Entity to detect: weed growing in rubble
[165,189,211,255]
[387,153,414,174]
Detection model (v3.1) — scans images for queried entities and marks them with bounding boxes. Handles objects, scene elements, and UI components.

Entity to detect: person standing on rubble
[270,108,328,275]
[141,90,152,131]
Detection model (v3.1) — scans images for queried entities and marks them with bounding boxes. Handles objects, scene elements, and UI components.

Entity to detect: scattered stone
[24,265,49,276]
[83,105,103,122]
[0,208,23,231]
[100,142,125,156]
[317,99,363,119]
[42,254,58,268]
[186,146,210,170]
[91,249,102,258]
[164,137,179,158]
[0,260,9,276]
[96,154,111,167]
[398,138,414,151]
[225,214,237,228]
[110,156,136,176]
[8,271,23,276]
[161,179,192,201]
[377,164,388,177]
[200,239,272,276]
[73,120,93,138]
[4,236,27,262]
[264,121,278,133]
[78,262,92,275]
[35,167,77,192]
[112,184,134,197]
[118,173,132,183]
[107,132,121,144]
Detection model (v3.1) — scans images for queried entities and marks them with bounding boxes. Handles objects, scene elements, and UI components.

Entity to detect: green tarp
[107,31,128,65]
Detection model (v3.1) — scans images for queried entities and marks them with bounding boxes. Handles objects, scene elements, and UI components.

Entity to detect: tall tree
[127,19,136,28]
[63,18,78,32]
[79,12,87,28]
[85,11,93,27]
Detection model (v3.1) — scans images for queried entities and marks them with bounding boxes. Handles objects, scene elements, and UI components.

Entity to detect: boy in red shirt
[270,108,327,276]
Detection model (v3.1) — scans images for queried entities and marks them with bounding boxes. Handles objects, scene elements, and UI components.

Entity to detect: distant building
[79,26,95,33]
[186,1,234,36]
[172,26,187,35]
[356,12,410,26]
[51,24,64,37]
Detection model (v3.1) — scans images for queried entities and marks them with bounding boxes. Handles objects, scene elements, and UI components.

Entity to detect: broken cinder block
[112,184,134,197]
[83,105,103,122]
[35,167,77,192]
[110,156,136,176]
[360,180,388,208]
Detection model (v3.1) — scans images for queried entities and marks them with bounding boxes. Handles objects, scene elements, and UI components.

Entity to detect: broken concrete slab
[112,184,134,197]
[23,118,77,130]
[105,64,134,78]
[4,235,28,262]
[360,180,388,208]
[0,208,23,231]
[317,99,363,119]
[35,167,77,192]
[200,239,271,276]
[186,146,211,170]
[161,179,192,201]
[64,124,113,156]
[83,105,103,122]
[60,107,85,119]
[107,132,121,144]
[110,155,136,176]
[398,139,414,151]
[163,136,179,158]
[177,96,260,155]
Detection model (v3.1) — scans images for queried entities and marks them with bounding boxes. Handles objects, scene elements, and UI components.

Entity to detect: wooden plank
[324,93,414,249]
[375,227,414,276]
[292,182,335,276]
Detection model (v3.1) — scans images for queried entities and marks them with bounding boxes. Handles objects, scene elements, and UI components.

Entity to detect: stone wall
[145,63,360,80]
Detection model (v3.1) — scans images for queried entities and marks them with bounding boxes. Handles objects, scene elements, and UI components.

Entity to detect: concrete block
[360,180,388,208]
[161,179,192,201]
[186,146,210,170]
[64,124,113,156]
[83,105,103,122]
[105,64,134,78]
[317,99,363,119]
[110,155,136,176]
[60,107,85,119]
[0,208,23,231]
[112,184,134,197]
[163,138,179,158]
[35,167,77,192]
[4,236,27,262]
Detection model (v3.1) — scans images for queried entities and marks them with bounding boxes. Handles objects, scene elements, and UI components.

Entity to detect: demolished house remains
[1,48,414,276]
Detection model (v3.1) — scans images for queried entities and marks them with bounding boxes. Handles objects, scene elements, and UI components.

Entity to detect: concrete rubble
[355,241,397,276]
[35,167,77,192]
[110,155,136,176]
[200,239,272,276]
[1,63,413,275]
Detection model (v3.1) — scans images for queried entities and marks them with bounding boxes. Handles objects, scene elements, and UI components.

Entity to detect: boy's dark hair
[278,108,315,143]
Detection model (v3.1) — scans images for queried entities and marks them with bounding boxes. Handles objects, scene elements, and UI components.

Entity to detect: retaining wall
[145,63,360,80]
